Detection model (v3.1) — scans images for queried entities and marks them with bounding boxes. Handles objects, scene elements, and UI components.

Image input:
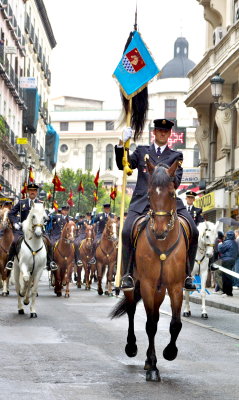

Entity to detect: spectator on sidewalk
[233,229,239,289]
[218,230,238,297]
[212,231,224,293]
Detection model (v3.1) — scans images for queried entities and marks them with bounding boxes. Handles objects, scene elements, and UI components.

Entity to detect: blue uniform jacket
[8,198,42,225]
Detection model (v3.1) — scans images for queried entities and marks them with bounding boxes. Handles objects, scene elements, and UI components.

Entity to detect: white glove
[14,223,20,230]
[92,207,96,213]
[48,208,55,215]
[123,127,133,143]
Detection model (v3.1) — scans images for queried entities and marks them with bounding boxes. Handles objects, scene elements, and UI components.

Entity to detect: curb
[187,294,239,314]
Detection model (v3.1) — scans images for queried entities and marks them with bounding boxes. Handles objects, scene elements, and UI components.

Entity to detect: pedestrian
[233,229,239,289]
[115,119,199,291]
[218,230,238,296]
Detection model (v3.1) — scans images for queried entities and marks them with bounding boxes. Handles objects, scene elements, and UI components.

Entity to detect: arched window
[85,144,93,170]
[193,144,199,167]
[106,144,113,170]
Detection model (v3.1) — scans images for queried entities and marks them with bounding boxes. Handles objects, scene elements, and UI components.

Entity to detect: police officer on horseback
[5,183,58,271]
[115,119,199,291]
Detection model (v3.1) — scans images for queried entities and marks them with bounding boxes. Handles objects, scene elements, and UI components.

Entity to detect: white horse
[14,203,47,318]
[183,221,219,319]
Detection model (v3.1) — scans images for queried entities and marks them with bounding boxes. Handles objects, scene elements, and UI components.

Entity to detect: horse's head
[62,220,76,243]
[198,221,216,258]
[146,158,179,240]
[0,207,10,230]
[84,224,95,248]
[24,203,47,238]
[105,216,118,242]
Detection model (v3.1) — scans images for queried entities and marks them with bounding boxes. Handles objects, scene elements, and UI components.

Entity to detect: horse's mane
[150,164,171,188]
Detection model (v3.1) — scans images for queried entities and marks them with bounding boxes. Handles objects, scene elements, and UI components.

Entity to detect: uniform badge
[22,204,25,208]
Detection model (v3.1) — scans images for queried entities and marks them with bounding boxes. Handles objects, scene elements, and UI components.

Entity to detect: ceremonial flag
[53,200,59,211]
[28,166,34,183]
[52,173,65,192]
[94,169,100,187]
[113,31,159,100]
[110,185,117,200]
[93,190,98,203]
[21,180,28,198]
[77,180,84,194]
[47,190,52,201]
[67,188,74,207]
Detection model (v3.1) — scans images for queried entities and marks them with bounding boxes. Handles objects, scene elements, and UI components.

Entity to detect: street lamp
[210,73,239,110]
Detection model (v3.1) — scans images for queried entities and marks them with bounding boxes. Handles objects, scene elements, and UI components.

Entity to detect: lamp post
[210,73,239,110]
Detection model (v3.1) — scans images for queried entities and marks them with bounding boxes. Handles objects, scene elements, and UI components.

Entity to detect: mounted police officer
[5,183,57,271]
[115,119,199,291]
[74,212,94,266]
[185,191,204,226]
[49,205,81,267]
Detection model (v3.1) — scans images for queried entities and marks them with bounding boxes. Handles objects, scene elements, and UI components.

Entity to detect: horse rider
[49,205,81,267]
[115,119,199,291]
[90,203,115,264]
[5,183,57,271]
[74,212,94,266]
[185,190,204,226]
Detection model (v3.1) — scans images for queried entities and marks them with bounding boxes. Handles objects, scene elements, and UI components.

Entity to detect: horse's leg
[14,261,24,314]
[29,270,42,318]
[19,263,29,297]
[23,276,33,306]
[76,265,82,288]
[107,262,114,297]
[54,268,62,297]
[97,261,103,295]
[163,285,183,362]
[124,290,138,358]
[65,264,72,297]
[200,266,208,319]
[183,290,191,317]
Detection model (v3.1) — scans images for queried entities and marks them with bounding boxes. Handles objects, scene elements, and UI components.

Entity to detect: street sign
[19,77,37,88]
[16,138,28,144]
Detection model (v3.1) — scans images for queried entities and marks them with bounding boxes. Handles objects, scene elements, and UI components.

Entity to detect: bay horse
[78,224,95,290]
[14,203,47,318]
[0,207,13,296]
[111,159,189,382]
[96,216,118,296]
[53,220,76,297]
[183,220,218,319]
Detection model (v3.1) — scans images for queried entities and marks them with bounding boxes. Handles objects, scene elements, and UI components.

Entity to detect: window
[165,99,177,119]
[60,121,69,131]
[86,121,94,131]
[193,144,199,167]
[234,1,239,22]
[106,144,113,170]
[60,144,68,153]
[85,144,93,170]
[106,121,114,130]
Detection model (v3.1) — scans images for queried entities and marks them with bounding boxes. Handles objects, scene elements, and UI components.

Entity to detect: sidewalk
[186,287,239,313]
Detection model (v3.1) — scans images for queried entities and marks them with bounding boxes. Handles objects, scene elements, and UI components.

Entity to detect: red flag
[93,190,98,203]
[77,180,84,194]
[47,190,52,201]
[53,200,59,211]
[94,169,100,187]
[0,184,2,191]
[52,173,65,192]
[21,180,28,199]
[67,189,74,207]
[110,185,117,200]
[28,166,34,183]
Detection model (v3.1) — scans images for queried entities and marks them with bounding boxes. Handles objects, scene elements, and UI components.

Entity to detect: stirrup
[89,257,96,264]
[184,276,196,291]
[76,260,83,267]
[50,261,58,271]
[121,274,135,291]
[5,261,14,271]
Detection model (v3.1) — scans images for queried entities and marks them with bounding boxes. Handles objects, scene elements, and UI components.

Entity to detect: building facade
[185,0,239,221]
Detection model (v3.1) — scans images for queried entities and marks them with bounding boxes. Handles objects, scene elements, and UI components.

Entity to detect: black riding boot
[5,242,16,270]
[74,244,83,266]
[185,241,197,290]
[43,236,58,271]
[121,247,135,291]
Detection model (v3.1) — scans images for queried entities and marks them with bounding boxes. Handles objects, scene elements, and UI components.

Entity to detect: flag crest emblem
[122,48,146,73]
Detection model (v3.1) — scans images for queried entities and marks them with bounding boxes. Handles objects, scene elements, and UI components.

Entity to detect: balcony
[25,13,30,33]
[33,35,38,53]
[29,24,35,44]
[0,53,26,109]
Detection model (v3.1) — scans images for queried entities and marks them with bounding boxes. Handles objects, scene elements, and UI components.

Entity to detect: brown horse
[111,160,189,382]
[53,220,77,297]
[96,216,118,296]
[77,224,95,290]
[0,207,13,296]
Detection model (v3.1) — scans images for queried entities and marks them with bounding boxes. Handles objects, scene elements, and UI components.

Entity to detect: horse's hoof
[19,292,24,298]
[115,288,120,296]
[144,361,151,370]
[23,300,29,305]
[7,290,9,295]
[201,313,208,319]
[77,284,81,289]
[64,294,70,298]
[163,344,178,361]
[18,309,24,315]
[125,343,138,358]
[104,290,109,296]
[56,292,62,297]
[2,292,7,297]
[108,292,113,297]
[30,312,37,318]
[146,369,160,382]
[183,311,191,317]
[98,289,103,296]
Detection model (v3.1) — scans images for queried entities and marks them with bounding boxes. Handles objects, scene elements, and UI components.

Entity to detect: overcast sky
[46,0,206,107]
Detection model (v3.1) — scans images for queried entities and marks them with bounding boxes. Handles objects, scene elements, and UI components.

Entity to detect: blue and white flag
[113,31,160,99]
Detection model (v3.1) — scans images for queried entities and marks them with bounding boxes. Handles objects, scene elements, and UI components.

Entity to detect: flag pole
[115,98,133,291]
[52,170,56,208]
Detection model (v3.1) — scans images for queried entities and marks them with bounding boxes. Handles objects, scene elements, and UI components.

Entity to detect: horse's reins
[23,239,43,276]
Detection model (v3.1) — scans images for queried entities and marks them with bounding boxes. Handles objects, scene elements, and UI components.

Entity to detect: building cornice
[34,0,57,49]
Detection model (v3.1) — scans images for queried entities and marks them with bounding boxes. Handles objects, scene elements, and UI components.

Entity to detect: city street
[0,271,238,400]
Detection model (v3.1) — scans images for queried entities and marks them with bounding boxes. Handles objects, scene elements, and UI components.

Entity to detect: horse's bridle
[148,209,177,240]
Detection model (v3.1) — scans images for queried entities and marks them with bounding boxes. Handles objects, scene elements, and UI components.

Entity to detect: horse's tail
[110,282,141,319]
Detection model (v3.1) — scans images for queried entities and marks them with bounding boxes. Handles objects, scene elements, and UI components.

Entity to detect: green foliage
[43,168,130,216]
[0,115,7,140]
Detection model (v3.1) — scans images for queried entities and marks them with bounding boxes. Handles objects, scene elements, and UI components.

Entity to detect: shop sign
[16,138,28,144]
[194,192,215,212]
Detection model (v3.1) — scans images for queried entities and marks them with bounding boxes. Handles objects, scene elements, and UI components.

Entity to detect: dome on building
[159,37,195,79]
